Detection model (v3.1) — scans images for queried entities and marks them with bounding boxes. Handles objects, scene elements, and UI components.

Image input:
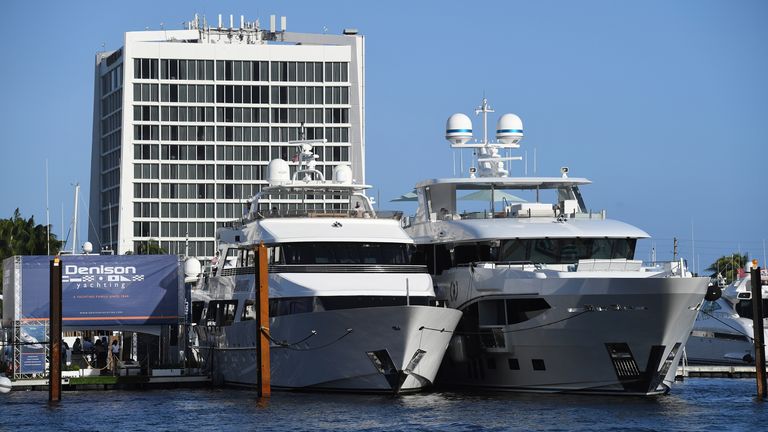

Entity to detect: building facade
[88,16,365,259]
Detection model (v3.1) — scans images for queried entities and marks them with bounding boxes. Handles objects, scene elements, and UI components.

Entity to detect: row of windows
[101,132,121,154]
[269,61,326,82]
[101,65,122,95]
[162,221,216,238]
[134,124,350,144]
[102,110,122,135]
[102,169,120,190]
[134,182,159,199]
[161,202,215,219]
[132,83,349,105]
[134,182,259,201]
[134,59,348,84]
[101,193,119,211]
[129,240,214,257]
[162,84,215,103]
[101,149,120,171]
[101,89,122,115]
[162,59,215,81]
[134,58,158,80]
[134,202,159,218]
[134,83,158,102]
[135,105,341,126]
[217,85,270,104]
[218,107,270,123]
[163,183,215,199]
[165,106,216,123]
[218,60,270,82]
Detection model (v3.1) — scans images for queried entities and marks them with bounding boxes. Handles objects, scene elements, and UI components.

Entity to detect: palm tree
[706,253,750,284]
[136,239,167,255]
[0,209,63,308]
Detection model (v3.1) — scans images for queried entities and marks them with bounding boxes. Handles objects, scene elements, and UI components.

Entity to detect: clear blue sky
[1,1,766,274]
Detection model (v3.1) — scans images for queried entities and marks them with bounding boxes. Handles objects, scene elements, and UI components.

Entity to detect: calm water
[3,379,767,431]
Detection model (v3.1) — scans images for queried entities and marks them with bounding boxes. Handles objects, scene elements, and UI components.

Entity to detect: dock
[9,374,210,391]
[677,365,764,379]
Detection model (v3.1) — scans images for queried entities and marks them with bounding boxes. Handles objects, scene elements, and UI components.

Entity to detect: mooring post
[255,242,271,397]
[49,256,62,402]
[751,263,767,399]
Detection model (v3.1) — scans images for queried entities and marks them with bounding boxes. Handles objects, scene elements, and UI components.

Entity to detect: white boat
[190,139,462,393]
[686,268,768,364]
[402,99,709,395]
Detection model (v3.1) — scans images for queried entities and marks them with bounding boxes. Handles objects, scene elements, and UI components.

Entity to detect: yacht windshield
[497,238,636,264]
[278,242,411,265]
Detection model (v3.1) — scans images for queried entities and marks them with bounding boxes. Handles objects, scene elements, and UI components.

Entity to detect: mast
[71,183,79,254]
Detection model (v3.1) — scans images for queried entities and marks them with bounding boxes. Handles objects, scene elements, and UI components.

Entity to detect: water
[3,379,767,431]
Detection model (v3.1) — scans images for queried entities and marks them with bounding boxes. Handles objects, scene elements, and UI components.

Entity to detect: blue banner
[20,255,181,326]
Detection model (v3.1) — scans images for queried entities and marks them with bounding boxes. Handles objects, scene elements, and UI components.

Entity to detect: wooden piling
[255,242,271,397]
[49,256,62,402]
[751,265,767,399]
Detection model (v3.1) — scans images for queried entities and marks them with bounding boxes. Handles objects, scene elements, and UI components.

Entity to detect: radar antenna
[289,122,327,181]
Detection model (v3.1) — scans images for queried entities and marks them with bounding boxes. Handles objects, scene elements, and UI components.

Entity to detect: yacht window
[320,295,429,311]
[281,242,411,265]
[479,299,506,326]
[506,299,551,324]
[223,248,239,268]
[497,238,637,264]
[241,299,256,321]
[735,299,768,320]
[454,244,493,265]
[191,301,205,324]
[205,300,238,326]
[713,332,749,342]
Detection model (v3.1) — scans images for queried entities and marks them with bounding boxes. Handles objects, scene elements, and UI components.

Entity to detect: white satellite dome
[0,375,11,394]
[446,113,473,145]
[82,241,93,254]
[496,113,524,145]
[333,164,353,184]
[267,159,290,185]
[184,257,202,278]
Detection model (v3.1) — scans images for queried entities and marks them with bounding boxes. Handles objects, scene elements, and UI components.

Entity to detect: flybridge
[64,265,137,275]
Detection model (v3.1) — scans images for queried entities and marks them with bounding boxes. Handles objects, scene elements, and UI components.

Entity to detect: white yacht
[190,140,462,393]
[686,268,768,365]
[402,99,709,395]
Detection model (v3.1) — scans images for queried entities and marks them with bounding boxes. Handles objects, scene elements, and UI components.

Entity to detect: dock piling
[751,263,767,399]
[255,242,271,398]
[49,256,62,402]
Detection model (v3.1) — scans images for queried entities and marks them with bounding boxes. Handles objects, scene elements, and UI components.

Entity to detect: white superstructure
[88,15,365,260]
[189,142,461,393]
[403,99,709,395]
[686,267,768,365]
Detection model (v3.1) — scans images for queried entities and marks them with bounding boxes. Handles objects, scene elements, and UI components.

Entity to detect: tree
[136,239,167,255]
[0,209,63,309]
[706,253,750,285]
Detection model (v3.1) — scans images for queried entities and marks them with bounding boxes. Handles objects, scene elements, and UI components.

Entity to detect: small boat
[686,267,768,364]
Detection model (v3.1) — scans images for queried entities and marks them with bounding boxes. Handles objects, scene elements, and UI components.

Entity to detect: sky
[0,1,766,274]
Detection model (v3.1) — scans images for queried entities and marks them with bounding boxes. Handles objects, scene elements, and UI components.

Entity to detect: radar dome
[82,241,93,254]
[267,159,290,185]
[333,164,353,184]
[446,113,473,146]
[184,257,202,278]
[0,376,11,394]
[496,113,524,145]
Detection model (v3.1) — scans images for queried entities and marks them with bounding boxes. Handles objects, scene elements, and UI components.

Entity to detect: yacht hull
[436,272,707,395]
[196,305,462,393]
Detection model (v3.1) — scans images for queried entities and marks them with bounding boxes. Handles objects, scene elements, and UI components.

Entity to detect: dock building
[88,15,365,260]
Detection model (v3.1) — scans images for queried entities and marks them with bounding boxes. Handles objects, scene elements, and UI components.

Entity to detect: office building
[88,15,365,259]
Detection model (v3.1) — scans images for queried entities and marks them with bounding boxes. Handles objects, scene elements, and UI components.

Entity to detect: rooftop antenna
[475,97,494,145]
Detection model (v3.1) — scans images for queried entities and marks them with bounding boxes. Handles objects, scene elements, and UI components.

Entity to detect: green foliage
[706,253,750,284]
[0,209,63,304]
[136,239,167,255]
